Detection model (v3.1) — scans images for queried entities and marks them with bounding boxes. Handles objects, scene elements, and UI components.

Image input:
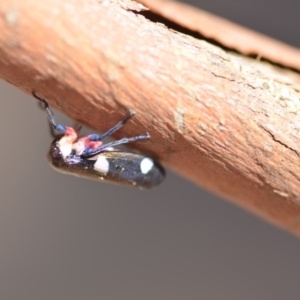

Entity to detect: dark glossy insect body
[33,92,165,189]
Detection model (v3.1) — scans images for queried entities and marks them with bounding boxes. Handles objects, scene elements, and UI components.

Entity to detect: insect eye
[51,146,61,158]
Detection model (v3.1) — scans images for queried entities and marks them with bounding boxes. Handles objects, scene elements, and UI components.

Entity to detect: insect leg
[88,109,135,141]
[81,133,150,157]
[32,91,67,134]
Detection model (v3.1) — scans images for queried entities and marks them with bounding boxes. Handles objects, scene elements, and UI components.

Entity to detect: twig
[1,0,300,235]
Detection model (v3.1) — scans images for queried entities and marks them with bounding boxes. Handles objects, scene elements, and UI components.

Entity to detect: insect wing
[93,152,165,189]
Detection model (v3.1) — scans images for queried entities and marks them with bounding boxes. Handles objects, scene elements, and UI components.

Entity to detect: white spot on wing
[94,155,109,175]
[140,158,154,174]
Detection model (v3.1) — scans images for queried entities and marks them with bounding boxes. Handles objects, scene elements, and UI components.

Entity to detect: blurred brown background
[1,1,300,299]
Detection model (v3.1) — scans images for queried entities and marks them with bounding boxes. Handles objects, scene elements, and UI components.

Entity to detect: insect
[33,91,165,189]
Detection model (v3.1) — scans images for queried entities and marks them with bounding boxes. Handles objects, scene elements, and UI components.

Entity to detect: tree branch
[1,0,300,235]
[139,0,300,71]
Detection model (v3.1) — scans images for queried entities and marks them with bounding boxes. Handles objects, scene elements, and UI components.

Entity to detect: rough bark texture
[140,0,300,71]
[1,0,300,235]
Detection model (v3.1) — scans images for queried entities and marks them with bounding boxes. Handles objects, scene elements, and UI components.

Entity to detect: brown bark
[139,0,300,71]
[1,0,300,235]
